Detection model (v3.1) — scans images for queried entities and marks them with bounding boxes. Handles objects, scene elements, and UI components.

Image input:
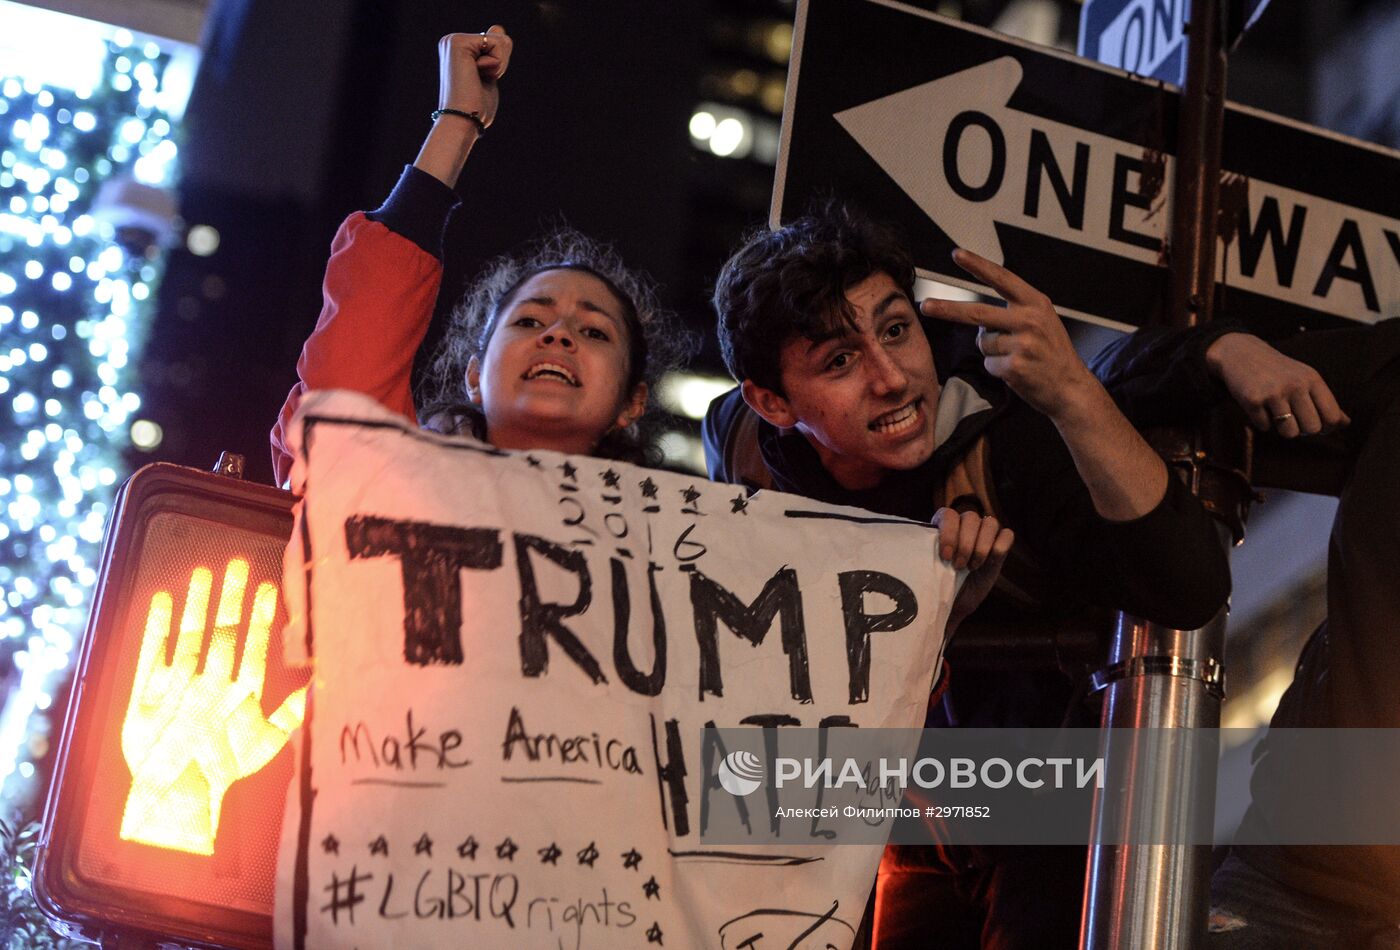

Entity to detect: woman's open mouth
[523,362,580,386]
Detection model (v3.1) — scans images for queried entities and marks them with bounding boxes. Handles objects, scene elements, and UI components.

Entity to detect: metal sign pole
[1082,0,1239,947]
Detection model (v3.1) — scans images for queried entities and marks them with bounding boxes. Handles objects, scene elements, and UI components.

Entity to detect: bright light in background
[688,100,781,164]
[0,5,193,805]
[710,117,746,157]
[129,418,162,450]
[186,224,219,256]
[0,1,106,92]
[657,371,735,421]
[688,110,716,140]
[0,1,200,119]
[658,431,706,475]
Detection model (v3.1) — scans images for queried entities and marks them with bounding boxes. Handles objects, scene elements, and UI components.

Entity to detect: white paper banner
[275,390,957,949]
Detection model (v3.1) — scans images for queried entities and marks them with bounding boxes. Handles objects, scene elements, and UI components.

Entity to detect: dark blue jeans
[1208,852,1400,949]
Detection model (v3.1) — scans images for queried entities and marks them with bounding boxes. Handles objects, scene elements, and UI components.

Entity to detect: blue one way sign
[1078,0,1274,85]
[775,0,1399,331]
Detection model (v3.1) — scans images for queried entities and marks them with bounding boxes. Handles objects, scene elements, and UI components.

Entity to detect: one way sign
[774,0,1400,331]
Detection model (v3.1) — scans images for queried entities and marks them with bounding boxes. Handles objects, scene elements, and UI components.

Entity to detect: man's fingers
[920,297,1016,331]
[982,528,1014,575]
[1289,392,1324,436]
[1244,402,1272,432]
[1310,377,1350,430]
[933,507,958,562]
[967,515,1001,570]
[981,354,1015,381]
[955,510,982,569]
[1267,396,1301,438]
[951,247,1044,307]
[976,326,1010,357]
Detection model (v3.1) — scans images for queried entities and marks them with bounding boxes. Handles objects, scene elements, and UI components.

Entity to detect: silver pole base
[1080,609,1228,950]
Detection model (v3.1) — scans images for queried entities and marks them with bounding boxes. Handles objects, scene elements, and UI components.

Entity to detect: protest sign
[274,390,958,949]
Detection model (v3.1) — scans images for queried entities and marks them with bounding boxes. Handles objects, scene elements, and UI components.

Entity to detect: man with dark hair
[703,205,1235,948]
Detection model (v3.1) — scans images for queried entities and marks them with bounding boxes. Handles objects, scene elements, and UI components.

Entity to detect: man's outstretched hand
[934,507,1014,635]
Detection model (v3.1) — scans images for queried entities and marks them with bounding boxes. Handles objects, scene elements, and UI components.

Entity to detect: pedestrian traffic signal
[36,462,305,949]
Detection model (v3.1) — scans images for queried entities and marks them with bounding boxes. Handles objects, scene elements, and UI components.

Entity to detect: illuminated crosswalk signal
[36,461,305,949]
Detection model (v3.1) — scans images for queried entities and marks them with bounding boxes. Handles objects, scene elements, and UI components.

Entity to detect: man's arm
[987,399,1229,630]
[920,249,1166,522]
[1092,324,1349,437]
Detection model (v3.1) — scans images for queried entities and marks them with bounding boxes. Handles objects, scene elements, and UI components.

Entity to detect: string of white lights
[0,23,180,802]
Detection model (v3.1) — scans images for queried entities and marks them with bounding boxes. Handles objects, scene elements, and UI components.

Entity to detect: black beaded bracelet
[431,108,486,134]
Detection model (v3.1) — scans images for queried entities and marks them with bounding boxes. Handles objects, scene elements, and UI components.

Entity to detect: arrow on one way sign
[835,56,1167,270]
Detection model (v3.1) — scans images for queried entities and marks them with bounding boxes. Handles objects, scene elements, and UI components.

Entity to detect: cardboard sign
[274,390,958,949]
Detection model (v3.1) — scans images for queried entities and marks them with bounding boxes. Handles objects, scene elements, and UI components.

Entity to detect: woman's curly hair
[418,228,691,465]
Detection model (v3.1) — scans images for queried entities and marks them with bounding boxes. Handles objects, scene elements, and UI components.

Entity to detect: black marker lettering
[689,567,811,702]
[344,516,503,665]
[741,714,802,834]
[514,533,606,684]
[650,714,690,836]
[840,570,919,703]
[612,558,667,696]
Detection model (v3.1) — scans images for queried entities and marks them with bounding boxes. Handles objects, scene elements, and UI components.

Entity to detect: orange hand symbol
[120,559,306,855]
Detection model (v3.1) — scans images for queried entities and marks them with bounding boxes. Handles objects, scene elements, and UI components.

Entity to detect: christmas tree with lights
[0,29,181,806]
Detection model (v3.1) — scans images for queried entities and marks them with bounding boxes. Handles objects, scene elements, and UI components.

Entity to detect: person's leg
[977,846,1086,950]
[1208,851,1398,949]
[872,846,983,949]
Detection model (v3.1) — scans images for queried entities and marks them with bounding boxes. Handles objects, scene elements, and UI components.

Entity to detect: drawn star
[538,842,563,865]
[414,833,433,857]
[368,835,389,857]
[525,455,543,469]
[320,834,340,855]
[496,837,519,861]
[646,922,664,944]
[621,848,643,870]
[601,468,621,489]
[680,485,702,506]
[560,460,578,481]
[457,836,479,860]
[730,493,749,515]
[576,841,600,867]
[643,876,661,900]
[639,477,659,499]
